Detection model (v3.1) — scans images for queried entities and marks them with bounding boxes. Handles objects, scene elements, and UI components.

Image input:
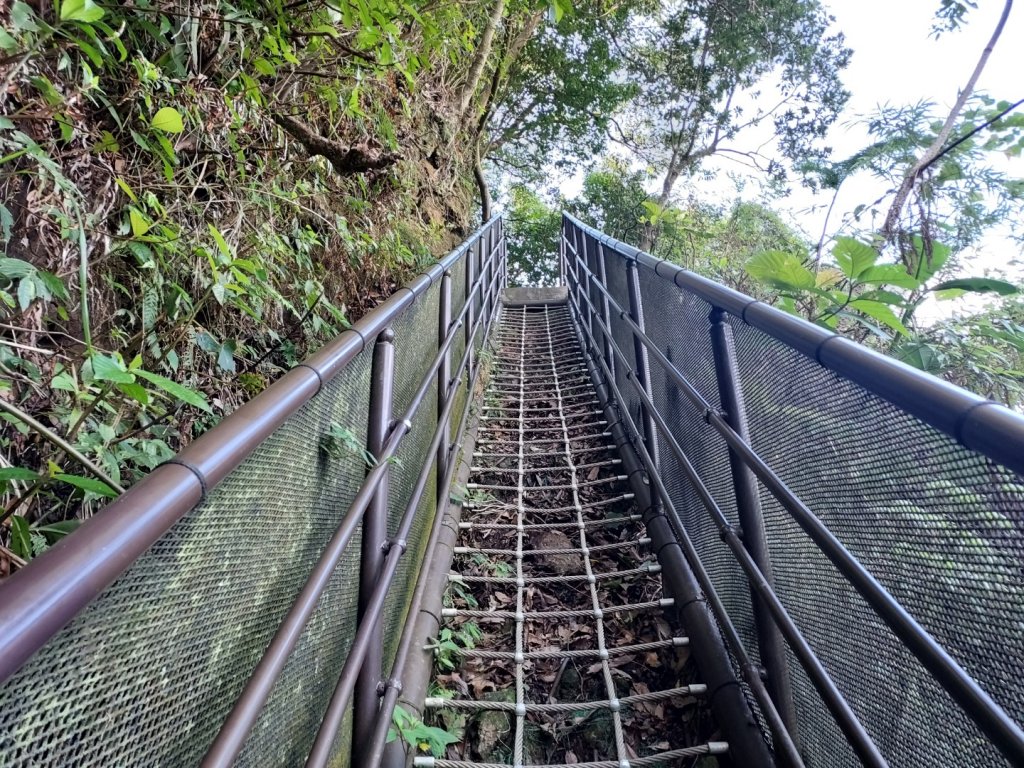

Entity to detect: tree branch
[272,113,400,173]
[882,0,1013,242]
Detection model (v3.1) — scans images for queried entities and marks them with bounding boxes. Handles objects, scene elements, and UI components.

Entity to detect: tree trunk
[459,0,507,120]
[474,152,492,221]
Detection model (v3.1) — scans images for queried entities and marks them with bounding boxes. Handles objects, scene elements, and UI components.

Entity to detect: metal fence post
[595,243,615,384]
[353,328,395,763]
[464,239,477,394]
[561,218,569,286]
[436,272,453,509]
[709,307,799,747]
[626,259,660,471]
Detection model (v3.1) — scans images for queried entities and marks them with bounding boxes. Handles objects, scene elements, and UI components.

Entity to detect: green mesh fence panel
[579,235,1024,767]
[0,241,493,767]
[730,319,1024,768]
[0,353,373,767]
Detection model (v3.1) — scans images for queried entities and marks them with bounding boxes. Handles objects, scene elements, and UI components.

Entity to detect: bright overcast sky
[720,0,1024,321]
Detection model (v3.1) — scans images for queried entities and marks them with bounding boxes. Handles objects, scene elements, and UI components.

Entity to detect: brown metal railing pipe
[572,279,876,766]
[709,308,799,745]
[203,234,505,768]
[563,215,1024,766]
[304,265,503,767]
[369,255,505,768]
[566,287,781,768]
[353,329,396,766]
[436,271,453,509]
[0,215,505,689]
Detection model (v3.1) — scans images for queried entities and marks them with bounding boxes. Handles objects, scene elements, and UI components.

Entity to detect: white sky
[558,0,1024,324]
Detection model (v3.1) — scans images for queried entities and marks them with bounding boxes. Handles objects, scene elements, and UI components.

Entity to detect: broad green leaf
[115,177,138,202]
[931,277,1019,296]
[129,207,151,237]
[196,331,220,354]
[832,237,877,279]
[253,57,276,76]
[52,370,78,391]
[36,519,81,542]
[745,251,815,291]
[134,368,212,412]
[60,0,105,23]
[0,258,35,279]
[151,106,184,134]
[91,353,134,383]
[0,467,41,489]
[849,299,909,336]
[116,381,150,404]
[17,277,36,310]
[859,264,922,290]
[908,237,951,282]
[9,516,32,560]
[12,2,40,32]
[897,341,945,373]
[209,223,232,259]
[0,28,18,52]
[54,473,119,497]
[217,340,237,373]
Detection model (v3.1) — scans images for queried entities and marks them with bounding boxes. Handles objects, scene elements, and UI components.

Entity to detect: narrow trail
[418,303,728,767]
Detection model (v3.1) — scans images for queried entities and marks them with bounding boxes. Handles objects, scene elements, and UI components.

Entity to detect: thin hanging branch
[882,0,1014,242]
[0,399,125,496]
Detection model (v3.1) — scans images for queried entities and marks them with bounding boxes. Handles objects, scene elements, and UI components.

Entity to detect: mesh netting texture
[588,248,1024,767]
[0,269,479,767]
[633,265,761,667]
[730,319,1024,768]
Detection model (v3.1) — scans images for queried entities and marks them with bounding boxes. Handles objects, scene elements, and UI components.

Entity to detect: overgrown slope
[0,0,506,569]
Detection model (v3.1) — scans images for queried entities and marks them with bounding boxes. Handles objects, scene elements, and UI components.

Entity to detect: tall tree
[464,0,640,216]
[613,0,850,249]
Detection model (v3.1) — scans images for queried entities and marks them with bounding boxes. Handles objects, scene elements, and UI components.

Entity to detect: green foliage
[427,621,483,671]
[1,0,505,559]
[744,234,1019,343]
[388,705,460,757]
[803,97,1024,259]
[899,297,1024,408]
[618,0,849,206]
[505,184,561,286]
[486,1,638,178]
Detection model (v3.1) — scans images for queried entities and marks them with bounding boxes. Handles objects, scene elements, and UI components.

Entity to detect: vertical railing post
[625,258,660,471]
[464,237,477,392]
[561,218,569,286]
[353,328,395,763]
[570,225,583,321]
[484,224,495,325]
[436,272,453,509]
[709,307,799,747]
[580,233,595,340]
[595,242,615,384]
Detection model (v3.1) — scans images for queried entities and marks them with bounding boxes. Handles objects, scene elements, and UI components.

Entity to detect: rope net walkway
[416,304,727,767]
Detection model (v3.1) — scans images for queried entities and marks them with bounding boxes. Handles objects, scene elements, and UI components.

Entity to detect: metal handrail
[0,217,507,768]
[561,212,1024,765]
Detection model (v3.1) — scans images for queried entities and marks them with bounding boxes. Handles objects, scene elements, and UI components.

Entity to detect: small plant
[443,576,479,609]
[472,552,513,577]
[463,487,497,506]
[387,705,459,758]
[427,621,483,671]
[320,422,402,469]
